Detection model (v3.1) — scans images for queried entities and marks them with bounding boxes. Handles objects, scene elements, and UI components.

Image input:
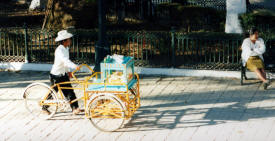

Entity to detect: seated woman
[241,27,269,89]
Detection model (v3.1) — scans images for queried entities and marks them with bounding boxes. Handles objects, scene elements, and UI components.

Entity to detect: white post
[225,0,246,33]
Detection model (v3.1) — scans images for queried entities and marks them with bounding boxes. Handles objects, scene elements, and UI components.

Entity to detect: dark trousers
[43,73,79,110]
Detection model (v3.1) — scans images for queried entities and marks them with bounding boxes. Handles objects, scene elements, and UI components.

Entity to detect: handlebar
[71,64,94,81]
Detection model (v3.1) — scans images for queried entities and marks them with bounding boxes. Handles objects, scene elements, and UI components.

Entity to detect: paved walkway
[1,71,275,141]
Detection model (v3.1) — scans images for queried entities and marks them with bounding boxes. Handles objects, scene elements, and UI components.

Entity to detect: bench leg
[266,72,271,81]
[243,67,248,80]
[244,72,248,80]
[241,66,244,85]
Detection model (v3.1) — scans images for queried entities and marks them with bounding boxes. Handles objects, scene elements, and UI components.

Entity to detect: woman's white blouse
[50,45,77,75]
[241,38,266,66]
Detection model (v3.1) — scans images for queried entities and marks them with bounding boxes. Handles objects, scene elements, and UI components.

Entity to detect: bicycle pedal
[58,100,69,103]
[59,104,70,111]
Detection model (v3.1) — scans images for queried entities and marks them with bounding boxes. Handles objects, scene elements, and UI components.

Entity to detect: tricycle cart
[23,55,140,132]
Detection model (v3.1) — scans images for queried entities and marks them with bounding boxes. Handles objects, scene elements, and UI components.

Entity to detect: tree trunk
[45,0,97,29]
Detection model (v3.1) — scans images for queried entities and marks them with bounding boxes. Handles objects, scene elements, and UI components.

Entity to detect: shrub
[239,9,275,39]
[156,3,225,32]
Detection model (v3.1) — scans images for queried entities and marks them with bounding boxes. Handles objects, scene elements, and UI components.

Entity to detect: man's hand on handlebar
[76,66,81,71]
[69,66,80,79]
[68,72,73,78]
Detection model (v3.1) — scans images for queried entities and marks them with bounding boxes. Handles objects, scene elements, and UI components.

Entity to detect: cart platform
[87,78,137,92]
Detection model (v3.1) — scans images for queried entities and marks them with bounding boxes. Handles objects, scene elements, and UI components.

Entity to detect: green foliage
[156,3,225,32]
[239,9,275,38]
[239,13,256,30]
[176,32,243,40]
[76,1,98,28]
[0,0,12,3]
[47,0,98,29]
[86,0,97,2]
[171,0,188,5]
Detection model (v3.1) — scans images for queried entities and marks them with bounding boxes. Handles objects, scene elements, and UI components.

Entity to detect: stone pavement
[1,70,275,141]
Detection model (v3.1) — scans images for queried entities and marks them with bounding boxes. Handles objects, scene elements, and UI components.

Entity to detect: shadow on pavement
[0,71,50,88]
[122,87,275,132]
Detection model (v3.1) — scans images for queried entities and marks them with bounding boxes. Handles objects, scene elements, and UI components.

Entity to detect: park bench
[241,39,275,85]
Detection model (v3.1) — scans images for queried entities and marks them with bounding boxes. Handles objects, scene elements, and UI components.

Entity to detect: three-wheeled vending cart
[23,55,140,132]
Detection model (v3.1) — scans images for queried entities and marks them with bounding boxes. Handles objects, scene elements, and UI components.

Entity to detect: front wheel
[23,83,58,120]
[87,95,125,132]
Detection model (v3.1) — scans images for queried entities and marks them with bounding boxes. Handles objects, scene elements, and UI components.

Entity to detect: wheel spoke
[88,95,125,132]
[23,83,57,120]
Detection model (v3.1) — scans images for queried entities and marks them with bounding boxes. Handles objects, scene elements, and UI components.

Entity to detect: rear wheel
[88,95,125,132]
[23,83,58,120]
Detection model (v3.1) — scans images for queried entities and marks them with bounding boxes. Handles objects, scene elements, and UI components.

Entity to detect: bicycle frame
[39,64,140,119]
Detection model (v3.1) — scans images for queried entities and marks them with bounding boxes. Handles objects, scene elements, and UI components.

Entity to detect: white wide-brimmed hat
[55,30,73,42]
